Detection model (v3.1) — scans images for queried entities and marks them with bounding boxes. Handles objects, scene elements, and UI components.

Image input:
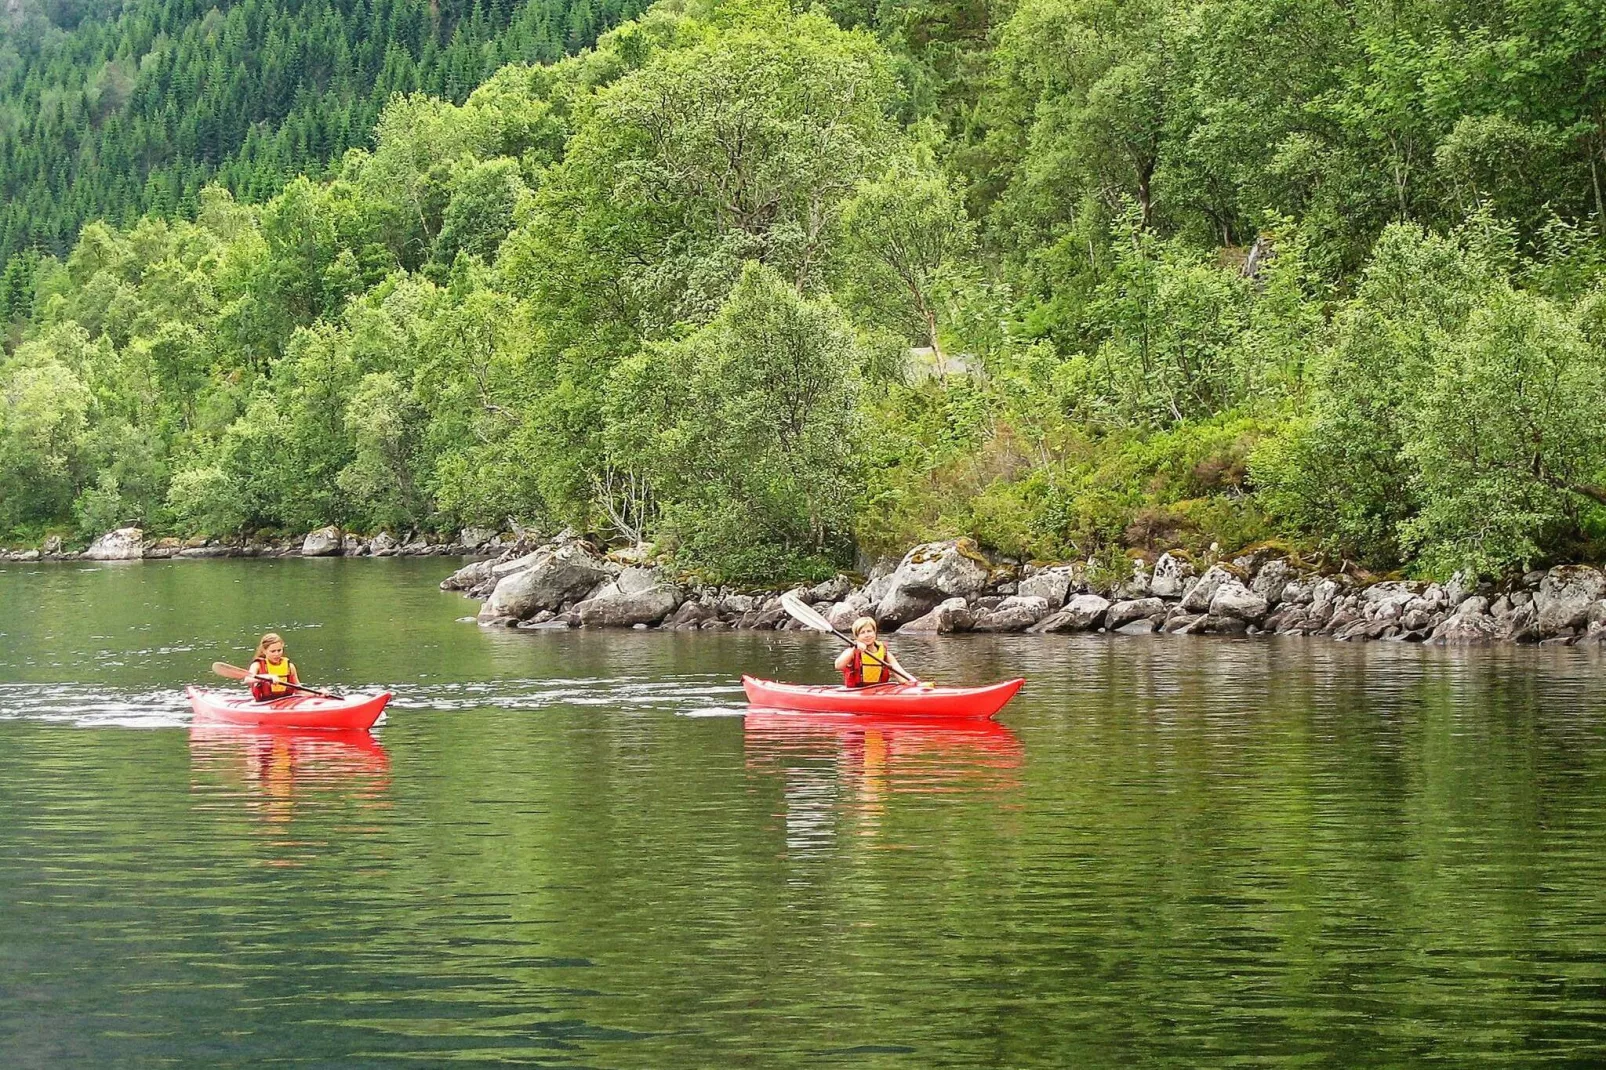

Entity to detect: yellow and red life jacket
[842,641,890,688]
[250,657,297,700]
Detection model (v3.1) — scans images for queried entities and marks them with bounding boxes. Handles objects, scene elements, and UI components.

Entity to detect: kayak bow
[185,687,392,731]
[741,676,1023,720]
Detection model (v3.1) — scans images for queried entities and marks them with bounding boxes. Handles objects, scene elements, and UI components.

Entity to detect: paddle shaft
[212,661,341,699]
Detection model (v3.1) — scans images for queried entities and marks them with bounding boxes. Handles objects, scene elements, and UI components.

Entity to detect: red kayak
[185,687,392,731]
[742,676,1023,720]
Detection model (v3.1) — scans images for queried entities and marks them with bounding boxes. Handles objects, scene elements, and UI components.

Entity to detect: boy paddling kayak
[834,616,919,687]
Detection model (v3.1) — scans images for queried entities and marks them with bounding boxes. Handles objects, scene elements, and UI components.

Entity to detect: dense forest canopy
[3,0,1606,582]
[0,0,646,262]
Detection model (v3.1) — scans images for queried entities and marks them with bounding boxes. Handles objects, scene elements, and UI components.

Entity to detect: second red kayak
[742,676,1023,720]
[186,687,392,731]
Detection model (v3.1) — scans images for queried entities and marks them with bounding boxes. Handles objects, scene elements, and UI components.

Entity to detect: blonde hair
[851,616,878,637]
[254,632,286,661]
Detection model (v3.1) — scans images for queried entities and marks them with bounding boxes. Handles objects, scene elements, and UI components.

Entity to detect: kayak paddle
[211,661,343,699]
[778,591,921,685]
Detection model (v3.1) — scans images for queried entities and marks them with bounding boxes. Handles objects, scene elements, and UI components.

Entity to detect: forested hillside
[3,0,1606,582]
[0,0,645,264]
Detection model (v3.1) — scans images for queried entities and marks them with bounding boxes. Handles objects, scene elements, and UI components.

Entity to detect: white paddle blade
[779,591,834,633]
[212,661,251,681]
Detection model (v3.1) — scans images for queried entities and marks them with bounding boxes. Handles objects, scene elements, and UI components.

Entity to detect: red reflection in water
[188,726,391,838]
[745,713,1024,831]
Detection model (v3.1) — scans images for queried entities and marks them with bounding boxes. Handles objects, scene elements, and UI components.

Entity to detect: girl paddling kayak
[247,632,300,702]
[834,617,919,688]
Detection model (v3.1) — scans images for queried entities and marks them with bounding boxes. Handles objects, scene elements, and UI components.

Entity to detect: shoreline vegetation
[5,1,1606,596]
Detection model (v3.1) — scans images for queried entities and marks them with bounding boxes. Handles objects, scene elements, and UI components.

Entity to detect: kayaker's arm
[834,646,857,671]
[884,649,919,685]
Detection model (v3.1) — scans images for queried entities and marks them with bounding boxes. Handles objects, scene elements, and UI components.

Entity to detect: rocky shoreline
[0,524,515,562]
[442,535,1606,647]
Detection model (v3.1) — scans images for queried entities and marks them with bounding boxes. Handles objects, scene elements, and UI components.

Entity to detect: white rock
[1251,559,1294,604]
[1106,597,1166,630]
[1181,564,1236,613]
[84,527,144,561]
[876,539,992,627]
[459,527,498,551]
[1149,553,1196,599]
[972,595,1051,632]
[900,597,974,634]
[1209,580,1269,622]
[1018,567,1074,607]
[301,526,341,556]
[1031,594,1111,632]
[1536,566,1606,636]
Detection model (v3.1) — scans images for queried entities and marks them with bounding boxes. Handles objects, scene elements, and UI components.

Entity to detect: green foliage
[5,0,1606,585]
[0,0,646,266]
[837,161,975,351]
[1401,291,1606,578]
[165,465,247,537]
[605,262,863,581]
[0,348,90,530]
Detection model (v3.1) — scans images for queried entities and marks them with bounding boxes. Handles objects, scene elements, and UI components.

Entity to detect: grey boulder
[973,595,1051,633]
[84,527,144,561]
[1018,567,1075,607]
[575,567,684,627]
[441,558,496,592]
[1209,580,1269,622]
[301,525,342,556]
[899,597,975,634]
[1106,597,1166,630]
[479,543,614,622]
[1180,564,1237,613]
[876,539,992,626]
[1535,566,1606,637]
[1148,552,1196,599]
[1030,593,1110,633]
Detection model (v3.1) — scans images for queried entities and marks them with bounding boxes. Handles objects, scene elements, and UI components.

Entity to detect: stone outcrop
[1181,564,1238,612]
[573,567,684,627]
[900,597,975,634]
[1535,566,1606,637]
[1031,594,1110,633]
[1102,597,1160,630]
[301,526,342,556]
[84,527,143,560]
[1018,566,1075,607]
[1148,553,1195,598]
[411,534,1606,647]
[1209,581,1268,622]
[876,539,992,626]
[972,595,1051,632]
[478,543,614,622]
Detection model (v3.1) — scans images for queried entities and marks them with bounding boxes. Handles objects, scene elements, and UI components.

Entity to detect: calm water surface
[2,558,1605,1067]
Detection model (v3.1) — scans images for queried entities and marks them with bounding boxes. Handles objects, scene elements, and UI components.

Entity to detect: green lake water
[2,558,1605,1067]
